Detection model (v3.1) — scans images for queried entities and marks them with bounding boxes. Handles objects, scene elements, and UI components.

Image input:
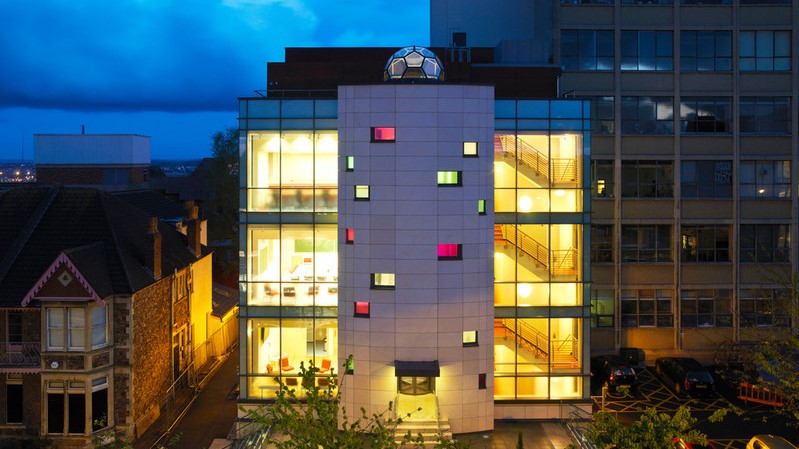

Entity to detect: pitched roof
[112,190,186,222]
[211,282,238,319]
[0,186,201,307]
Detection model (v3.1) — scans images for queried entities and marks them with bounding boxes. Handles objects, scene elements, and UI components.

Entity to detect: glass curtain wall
[493,100,590,400]
[240,98,338,399]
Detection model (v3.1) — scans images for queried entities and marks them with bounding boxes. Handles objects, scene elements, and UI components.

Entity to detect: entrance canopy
[394,360,440,377]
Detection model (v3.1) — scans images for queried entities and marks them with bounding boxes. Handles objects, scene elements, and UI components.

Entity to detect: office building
[238,46,591,434]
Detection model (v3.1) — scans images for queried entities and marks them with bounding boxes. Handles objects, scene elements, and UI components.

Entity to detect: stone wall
[130,277,172,435]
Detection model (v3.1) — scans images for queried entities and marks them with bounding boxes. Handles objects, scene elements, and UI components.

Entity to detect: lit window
[437,171,462,186]
[354,185,370,200]
[346,228,355,244]
[438,244,462,260]
[371,127,396,142]
[371,273,396,289]
[346,156,355,171]
[463,142,478,157]
[354,302,370,318]
[478,199,486,215]
[463,331,478,347]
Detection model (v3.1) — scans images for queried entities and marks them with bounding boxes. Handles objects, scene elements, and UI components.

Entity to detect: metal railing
[0,342,40,368]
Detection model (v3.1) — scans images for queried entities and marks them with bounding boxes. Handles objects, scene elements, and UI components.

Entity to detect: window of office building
[680,289,732,328]
[740,224,791,263]
[246,225,338,306]
[437,171,462,186]
[680,97,731,133]
[354,302,370,317]
[680,225,730,262]
[591,289,614,328]
[621,289,673,328]
[494,317,582,399]
[247,130,338,212]
[370,273,395,289]
[354,185,370,200]
[621,97,674,134]
[739,31,790,71]
[438,244,462,260]
[463,142,478,157]
[621,225,672,262]
[621,31,673,71]
[680,160,732,198]
[246,317,338,397]
[740,289,789,327]
[740,161,790,198]
[591,225,613,263]
[371,127,396,142]
[591,160,614,198]
[592,97,614,135]
[561,30,614,71]
[740,97,790,134]
[463,331,478,347]
[621,160,673,198]
[680,31,731,71]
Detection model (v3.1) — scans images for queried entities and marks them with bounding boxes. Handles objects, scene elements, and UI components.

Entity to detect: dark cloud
[0,0,427,159]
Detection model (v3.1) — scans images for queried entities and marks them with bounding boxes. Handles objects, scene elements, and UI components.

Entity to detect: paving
[454,421,579,449]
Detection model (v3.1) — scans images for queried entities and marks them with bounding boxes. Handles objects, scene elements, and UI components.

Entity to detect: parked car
[591,355,639,393]
[655,357,715,397]
[620,347,646,373]
[746,435,796,449]
[671,437,717,449]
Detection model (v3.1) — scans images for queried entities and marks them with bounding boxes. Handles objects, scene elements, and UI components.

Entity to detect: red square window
[346,228,355,244]
[354,302,370,317]
[437,244,462,260]
[371,127,396,142]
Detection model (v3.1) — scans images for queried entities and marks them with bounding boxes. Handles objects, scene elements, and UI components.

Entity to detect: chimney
[145,217,162,278]
[187,206,201,257]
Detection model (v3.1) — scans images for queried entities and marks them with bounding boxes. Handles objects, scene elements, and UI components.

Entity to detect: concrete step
[395,419,453,447]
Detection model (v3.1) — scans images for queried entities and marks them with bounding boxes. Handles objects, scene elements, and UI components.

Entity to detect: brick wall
[130,277,172,431]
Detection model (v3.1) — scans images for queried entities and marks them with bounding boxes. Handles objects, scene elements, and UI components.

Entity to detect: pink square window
[437,244,462,260]
[371,127,396,142]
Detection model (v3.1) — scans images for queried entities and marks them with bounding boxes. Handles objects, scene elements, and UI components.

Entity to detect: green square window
[437,171,462,186]
[346,156,355,171]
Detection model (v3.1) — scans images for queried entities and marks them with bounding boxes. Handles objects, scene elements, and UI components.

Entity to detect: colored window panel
[354,302,370,317]
[463,141,478,157]
[371,127,396,142]
[346,156,354,171]
[354,185,370,200]
[438,244,462,260]
[437,171,462,186]
[346,228,355,244]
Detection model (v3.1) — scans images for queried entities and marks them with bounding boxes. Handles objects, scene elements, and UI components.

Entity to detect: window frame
[739,160,791,198]
[590,289,615,328]
[621,96,674,134]
[437,244,463,260]
[680,30,732,72]
[591,160,614,198]
[739,224,791,263]
[370,273,396,290]
[590,225,614,263]
[739,30,791,72]
[680,160,732,198]
[739,289,790,328]
[561,29,615,71]
[739,97,791,134]
[354,302,370,318]
[620,289,673,328]
[620,30,673,71]
[679,97,732,134]
[620,160,673,198]
[371,127,396,142]
[680,289,732,328]
[680,225,731,262]
[621,224,672,262]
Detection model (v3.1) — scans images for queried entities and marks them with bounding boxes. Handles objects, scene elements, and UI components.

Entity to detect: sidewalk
[454,421,579,449]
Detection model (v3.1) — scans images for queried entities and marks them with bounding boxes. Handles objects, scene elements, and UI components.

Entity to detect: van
[655,357,714,397]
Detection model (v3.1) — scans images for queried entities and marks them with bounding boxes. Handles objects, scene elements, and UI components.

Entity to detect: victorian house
[0,185,212,448]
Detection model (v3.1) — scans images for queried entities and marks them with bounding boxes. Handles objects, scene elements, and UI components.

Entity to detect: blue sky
[0,0,429,161]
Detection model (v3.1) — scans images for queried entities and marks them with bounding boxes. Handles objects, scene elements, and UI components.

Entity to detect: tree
[206,127,239,285]
[244,360,468,449]
[580,406,708,449]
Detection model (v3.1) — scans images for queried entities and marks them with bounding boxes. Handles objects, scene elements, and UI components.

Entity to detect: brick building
[0,185,212,448]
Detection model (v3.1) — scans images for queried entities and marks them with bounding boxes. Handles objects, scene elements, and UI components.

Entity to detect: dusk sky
[0,1,429,161]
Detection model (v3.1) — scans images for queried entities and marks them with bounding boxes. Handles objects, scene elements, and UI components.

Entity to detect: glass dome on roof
[383,46,444,81]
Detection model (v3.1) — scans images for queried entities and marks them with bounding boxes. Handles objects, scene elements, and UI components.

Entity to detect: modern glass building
[238,47,590,433]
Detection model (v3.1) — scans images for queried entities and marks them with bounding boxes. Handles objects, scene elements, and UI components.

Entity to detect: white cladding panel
[34,134,151,165]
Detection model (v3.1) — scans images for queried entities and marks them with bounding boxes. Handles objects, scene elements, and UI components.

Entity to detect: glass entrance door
[397,376,435,395]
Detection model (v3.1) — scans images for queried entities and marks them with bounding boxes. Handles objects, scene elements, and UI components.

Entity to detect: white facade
[337,84,495,433]
[34,134,150,165]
